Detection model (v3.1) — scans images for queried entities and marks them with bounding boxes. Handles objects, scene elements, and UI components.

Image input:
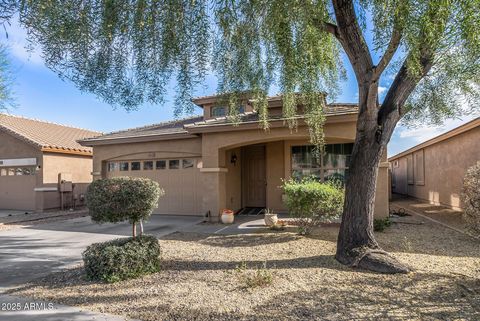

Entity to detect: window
[7,168,15,176]
[182,159,194,169]
[119,162,129,171]
[21,167,35,175]
[414,150,425,185]
[131,161,141,171]
[211,106,227,117]
[169,160,180,169]
[407,154,414,185]
[143,161,154,170]
[156,160,166,170]
[291,143,353,184]
[107,162,118,172]
[0,168,6,176]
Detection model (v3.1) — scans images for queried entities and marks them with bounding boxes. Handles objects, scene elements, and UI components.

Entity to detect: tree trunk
[132,222,137,238]
[335,102,409,274]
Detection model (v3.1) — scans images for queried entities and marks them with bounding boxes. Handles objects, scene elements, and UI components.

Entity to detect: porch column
[200,138,228,221]
[374,149,390,218]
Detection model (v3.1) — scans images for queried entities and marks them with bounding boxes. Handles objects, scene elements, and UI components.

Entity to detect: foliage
[461,162,480,235]
[374,217,392,232]
[283,178,344,235]
[86,177,164,237]
[82,235,161,283]
[234,261,274,288]
[0,44,15,110]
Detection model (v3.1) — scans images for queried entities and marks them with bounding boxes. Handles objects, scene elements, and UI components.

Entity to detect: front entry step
[237,207,265,216]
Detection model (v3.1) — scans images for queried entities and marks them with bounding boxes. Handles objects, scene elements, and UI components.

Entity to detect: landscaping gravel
[8,219,480,321]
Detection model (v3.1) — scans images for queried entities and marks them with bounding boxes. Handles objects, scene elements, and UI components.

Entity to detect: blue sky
[1,17,477,157]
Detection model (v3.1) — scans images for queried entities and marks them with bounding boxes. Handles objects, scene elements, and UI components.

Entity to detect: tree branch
[332,0,374,84]
[373,27,402,80]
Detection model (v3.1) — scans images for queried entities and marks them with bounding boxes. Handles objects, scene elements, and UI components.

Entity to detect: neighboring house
[0,114,100,211]
[79,95,389,219]
[389,117,480,210]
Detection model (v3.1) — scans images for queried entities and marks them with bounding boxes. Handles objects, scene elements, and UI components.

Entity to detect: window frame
[291,143,353,183]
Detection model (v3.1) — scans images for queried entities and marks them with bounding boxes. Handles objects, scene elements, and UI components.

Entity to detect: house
[0,113,100,211]
[389,117,480,210]
[79,95,390,220]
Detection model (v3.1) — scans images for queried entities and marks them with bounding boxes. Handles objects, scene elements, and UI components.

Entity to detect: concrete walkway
[0,294,135,321]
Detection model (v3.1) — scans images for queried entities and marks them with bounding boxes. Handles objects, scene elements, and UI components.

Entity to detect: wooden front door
[242,145,266,207]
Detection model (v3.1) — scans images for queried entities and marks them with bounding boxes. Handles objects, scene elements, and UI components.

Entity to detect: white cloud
[2,16,43,66]
[398,115,478,143]
[378,86,387,95]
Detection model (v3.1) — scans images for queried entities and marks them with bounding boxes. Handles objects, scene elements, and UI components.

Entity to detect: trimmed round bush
[283,178,344,234]
[83,234,161,283]
[86,177,164,236]
[462,162,480,234]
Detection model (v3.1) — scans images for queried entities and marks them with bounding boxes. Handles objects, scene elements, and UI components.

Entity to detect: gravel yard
[7,219,480,321]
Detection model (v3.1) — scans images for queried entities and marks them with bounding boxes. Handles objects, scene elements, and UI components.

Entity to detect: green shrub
[86,177,164,237]
[283,178,344,235]
[462,162,480,234]
[83,235,161,283]
[374,217,392,232]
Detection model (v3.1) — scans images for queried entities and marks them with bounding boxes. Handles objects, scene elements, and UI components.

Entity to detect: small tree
[86,177,164,238]
[462,162,480,235]
[283,178,344,235]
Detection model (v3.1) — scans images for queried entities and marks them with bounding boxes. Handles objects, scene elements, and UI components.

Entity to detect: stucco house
[389,117,480,210]
[79,95,389,220]
[0,114,100,211]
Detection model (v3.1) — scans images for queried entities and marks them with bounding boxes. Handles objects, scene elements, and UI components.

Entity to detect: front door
[242,145,266,207]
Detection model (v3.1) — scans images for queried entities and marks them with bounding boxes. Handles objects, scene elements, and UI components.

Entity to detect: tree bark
[335,103,410,273]
[132,222,137,238]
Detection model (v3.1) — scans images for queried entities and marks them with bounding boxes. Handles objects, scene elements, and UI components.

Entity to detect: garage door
[0,168,36,210]
[106,158,202,215]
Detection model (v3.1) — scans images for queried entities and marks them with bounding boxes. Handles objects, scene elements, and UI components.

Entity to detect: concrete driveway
[0,215,202,290]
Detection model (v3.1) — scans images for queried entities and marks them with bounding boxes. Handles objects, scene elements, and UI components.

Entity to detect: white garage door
[106,158,202,215]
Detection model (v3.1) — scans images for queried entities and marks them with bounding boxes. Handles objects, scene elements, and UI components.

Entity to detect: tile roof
[80,115,204,142]
[81,103,357,144]
[0,113,101,154]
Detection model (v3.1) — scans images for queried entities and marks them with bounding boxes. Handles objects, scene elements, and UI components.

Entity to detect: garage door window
[182,159,194,169]
[143,161,153,170]
[131,162,141,171]
[156,160,166,170]
[7,168,15,176]
[107,162,118,172]
[0,168,6,176]
[169,160,180,169]
[120,162,129,171]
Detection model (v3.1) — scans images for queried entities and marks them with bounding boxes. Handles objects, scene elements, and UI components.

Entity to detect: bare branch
[373,27,402,80]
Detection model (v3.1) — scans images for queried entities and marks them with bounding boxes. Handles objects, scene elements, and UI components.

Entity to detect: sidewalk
[0,294,136,321]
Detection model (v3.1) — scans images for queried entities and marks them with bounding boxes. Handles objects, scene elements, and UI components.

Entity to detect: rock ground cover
[7,219,480,321]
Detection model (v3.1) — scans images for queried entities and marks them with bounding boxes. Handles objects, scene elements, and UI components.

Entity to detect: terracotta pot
[221,209,234,224]
[264,213,278,226]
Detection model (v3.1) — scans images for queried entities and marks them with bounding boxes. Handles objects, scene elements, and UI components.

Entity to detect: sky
[1,16,477,157]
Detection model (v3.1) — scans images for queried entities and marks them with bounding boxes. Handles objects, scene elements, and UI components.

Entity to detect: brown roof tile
[0,113,101,154]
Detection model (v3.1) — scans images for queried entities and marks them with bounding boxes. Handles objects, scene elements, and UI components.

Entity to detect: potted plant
[264,208,278,227]
[221,209,235,224]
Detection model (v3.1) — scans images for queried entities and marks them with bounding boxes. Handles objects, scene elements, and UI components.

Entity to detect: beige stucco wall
[391,126,480,209]
[0,131,41,210]
[42,152,93,184]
